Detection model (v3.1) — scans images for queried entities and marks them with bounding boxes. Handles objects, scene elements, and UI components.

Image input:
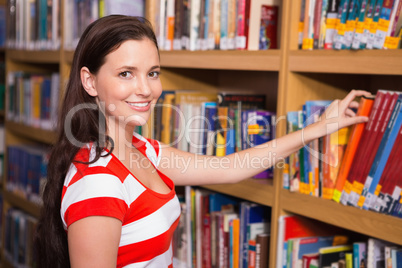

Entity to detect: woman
[35,15,369,267]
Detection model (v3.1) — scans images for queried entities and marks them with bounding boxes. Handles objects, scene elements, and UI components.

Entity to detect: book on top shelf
[324,0,341,49]
[372,0,398,49]
[247,0,279,50]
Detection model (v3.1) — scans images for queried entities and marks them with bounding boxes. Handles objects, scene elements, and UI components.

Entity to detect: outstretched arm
[158,90,371,186]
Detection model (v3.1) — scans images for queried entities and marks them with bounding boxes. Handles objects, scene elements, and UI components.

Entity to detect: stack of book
[7,144,49,204]
[173,186,271,268]
[6,71,60,131]
[277,214,402,268]
[6,0,61,50]
[150,90,276,179]
[4,207,38,268]
[284,90,402,219]
[299,0,402,50]
[148,0,280,51]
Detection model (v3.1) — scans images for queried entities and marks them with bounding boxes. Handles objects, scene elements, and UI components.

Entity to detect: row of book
[7,144,49,205]
[299,0,402,50]
[7,71,60,130]
[148,0,279,51]
[277,214,402,268]
[283,90,402,218]
[150,90,276,179]
[64,0,145,50]
[173,186,271,268]
[6,0,61,50]
[4,207,38,268]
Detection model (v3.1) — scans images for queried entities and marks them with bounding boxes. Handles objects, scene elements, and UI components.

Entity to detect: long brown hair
[35,15,158,267]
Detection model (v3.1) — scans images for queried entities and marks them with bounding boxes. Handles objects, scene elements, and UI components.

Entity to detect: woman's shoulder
[132,132,162,167]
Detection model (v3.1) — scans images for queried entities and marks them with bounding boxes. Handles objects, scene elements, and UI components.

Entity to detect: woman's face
[88,38,162,127]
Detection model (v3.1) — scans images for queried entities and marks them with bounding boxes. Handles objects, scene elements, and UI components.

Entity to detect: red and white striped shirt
[61,133,180,267]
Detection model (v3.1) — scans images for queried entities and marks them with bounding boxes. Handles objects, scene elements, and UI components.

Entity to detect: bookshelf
[1,0,402,267]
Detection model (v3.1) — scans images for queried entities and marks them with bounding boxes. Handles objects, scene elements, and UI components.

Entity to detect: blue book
[303,101,331,195]
[362,94,402,210]
[353,242,367,268]
[248,110,276,178]
[201,102,217,155]
[293,236,339,265]
[240,202,270,268]
[209,192,239,213]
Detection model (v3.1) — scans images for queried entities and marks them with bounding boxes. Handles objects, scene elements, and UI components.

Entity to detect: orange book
[332,96,375,203]
[322,126,350,200]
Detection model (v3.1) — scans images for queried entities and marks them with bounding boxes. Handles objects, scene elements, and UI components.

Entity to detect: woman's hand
[316,89,372,136]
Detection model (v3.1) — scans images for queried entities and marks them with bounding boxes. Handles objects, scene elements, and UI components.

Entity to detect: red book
[339,91,386,205]
[348,92,398,207]
[372,125,402,213]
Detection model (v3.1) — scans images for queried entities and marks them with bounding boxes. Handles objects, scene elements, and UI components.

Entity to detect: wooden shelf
[202,178,274,207]
[6,49,60,64]
[289,50,402,75]
[160,50,281,71]
[66,49,282,71]
[6,120,57,144]
[280,189,402,245]
[65,50,75,64]
[3,190,41,218]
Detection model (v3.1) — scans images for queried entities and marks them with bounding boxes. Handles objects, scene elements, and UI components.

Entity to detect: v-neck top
[60,133,180,267]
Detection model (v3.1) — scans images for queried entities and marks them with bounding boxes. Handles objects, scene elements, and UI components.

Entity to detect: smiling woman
[34,16,179,268]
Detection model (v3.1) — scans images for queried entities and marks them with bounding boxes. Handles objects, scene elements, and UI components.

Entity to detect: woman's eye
[120,71,132,78]
[149,71,160,78]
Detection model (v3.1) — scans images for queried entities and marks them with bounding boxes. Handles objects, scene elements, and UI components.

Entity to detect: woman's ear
[80,67,98,97]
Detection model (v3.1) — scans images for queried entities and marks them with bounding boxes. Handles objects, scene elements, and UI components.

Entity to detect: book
[353,242,367,268]
[366,0,385,49]
[351,0,369,50]
[247,0,279,50]
[303,100,331,196]
[367,238,396,268]
[360,93,402,209]
[348,91,398,207]
[324,0,341,49]
[373,0,397,49]
[255,233,270,268]
[301,0,315,50]
[302,252,319,268]
[235,0,250,49]
[332,95,374,203]
[291,235,349,268]
[322,126,350,200]
[285,111,303,191]
[276,214,345,268]
[333,0,351,50]
[312,0,324,49]
[318,245,353,268]
[343,0,360,49]
[259,5,279,49]
[240,202,270,268]
[339,91,386,205]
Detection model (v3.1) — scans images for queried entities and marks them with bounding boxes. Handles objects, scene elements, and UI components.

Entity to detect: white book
[189,0,202,50]
[247,0,280,50]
